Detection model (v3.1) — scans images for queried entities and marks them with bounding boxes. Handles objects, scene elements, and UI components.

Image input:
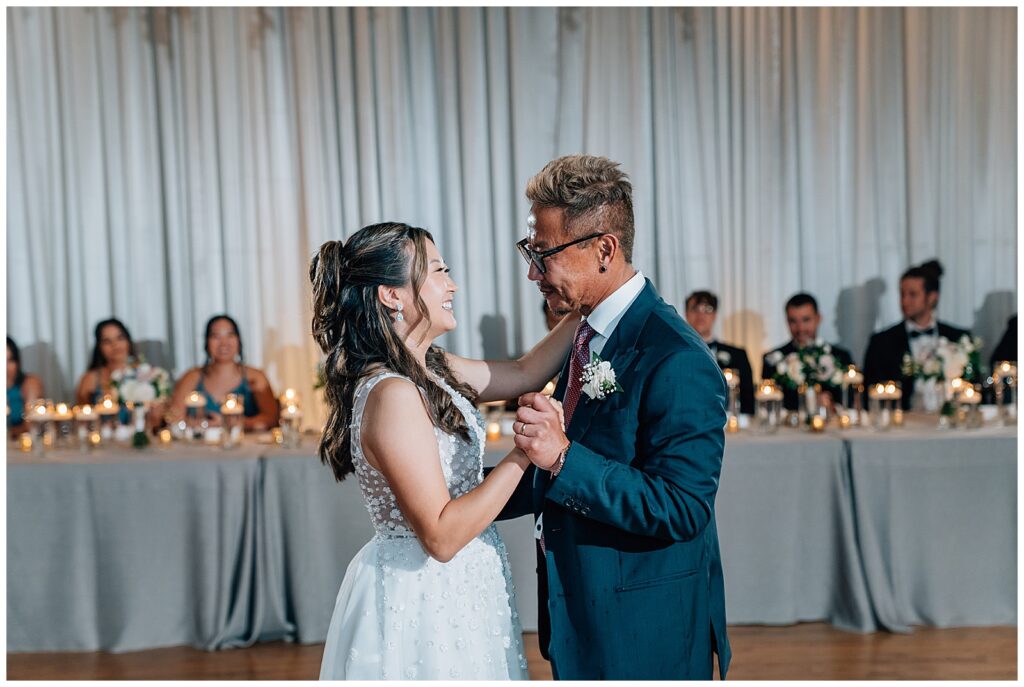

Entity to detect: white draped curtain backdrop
[8,7,1017,424]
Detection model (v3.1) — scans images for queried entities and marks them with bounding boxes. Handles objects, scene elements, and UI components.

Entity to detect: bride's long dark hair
[310,222,477,482]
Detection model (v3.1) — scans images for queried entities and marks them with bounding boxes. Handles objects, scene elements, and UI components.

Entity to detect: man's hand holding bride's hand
[513,392,569,470]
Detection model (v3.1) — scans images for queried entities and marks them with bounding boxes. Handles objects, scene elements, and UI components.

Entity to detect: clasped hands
[512,392,569,471]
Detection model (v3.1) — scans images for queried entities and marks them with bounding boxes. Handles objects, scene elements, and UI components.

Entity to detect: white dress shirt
[582,270,646,358]
[905,317,938,360]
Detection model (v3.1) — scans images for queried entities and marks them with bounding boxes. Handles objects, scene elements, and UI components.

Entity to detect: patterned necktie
[561,321,597,428]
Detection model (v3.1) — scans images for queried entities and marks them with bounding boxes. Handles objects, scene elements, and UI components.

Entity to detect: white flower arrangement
[902,334,982,382]
[580,352,623,401]
[771,343,845,390]
[111,359,172,404]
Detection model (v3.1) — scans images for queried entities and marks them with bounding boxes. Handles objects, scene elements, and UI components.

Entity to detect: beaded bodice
[350,370,486,538]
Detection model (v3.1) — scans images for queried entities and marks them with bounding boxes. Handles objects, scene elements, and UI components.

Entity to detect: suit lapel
[897,324,911,356]
[565,281,656,440]
[567,341,640,441]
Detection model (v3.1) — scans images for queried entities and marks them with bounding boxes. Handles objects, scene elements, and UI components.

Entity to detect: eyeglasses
[687,304,716,314]
[515,233,604,274]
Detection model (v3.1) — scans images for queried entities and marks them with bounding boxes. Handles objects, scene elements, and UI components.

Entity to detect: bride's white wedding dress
[319,371,528,680]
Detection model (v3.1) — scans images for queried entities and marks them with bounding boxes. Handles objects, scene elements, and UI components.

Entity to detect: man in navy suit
[863,260,970,410]
[502,155,729,680]
[685,290,755,415]
[762,293,854,410]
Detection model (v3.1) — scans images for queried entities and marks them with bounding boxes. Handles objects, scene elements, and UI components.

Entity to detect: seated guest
[863,260,970,410]
[685,290,754,414]
[168,314,279,431]
[74,318,138,424]
[762,293,854,411]
[990,314,1017,366]
[7,337,44,439]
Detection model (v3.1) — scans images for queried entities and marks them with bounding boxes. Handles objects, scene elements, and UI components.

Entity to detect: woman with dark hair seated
[7,337,44,438]
[167,315,279,431]
[74,318,137,424]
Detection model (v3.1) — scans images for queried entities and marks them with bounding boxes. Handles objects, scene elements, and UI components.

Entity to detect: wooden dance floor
[7,624,1016,680]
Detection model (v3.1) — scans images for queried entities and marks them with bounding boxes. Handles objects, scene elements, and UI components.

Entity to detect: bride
[310,222,576,680]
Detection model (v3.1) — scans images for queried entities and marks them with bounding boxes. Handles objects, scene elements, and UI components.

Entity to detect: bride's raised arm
[445,310,580,404]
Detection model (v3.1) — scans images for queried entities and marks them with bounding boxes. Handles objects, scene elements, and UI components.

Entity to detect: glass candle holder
[842,366,865,425]
[755,381,784,434]
[958,384,983,429]
[868,383,899,431]
[97,394,120,441]
[220,393,245,449]
[27,400,53,455]
[53,402,75,448]
[74,404,98,452]
[184,390,207,442]
[280,403,303,448]
[993,361,1017,425]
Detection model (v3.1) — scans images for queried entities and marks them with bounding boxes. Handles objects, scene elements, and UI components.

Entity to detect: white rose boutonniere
[580,352,624,401]
[716,349,732,366]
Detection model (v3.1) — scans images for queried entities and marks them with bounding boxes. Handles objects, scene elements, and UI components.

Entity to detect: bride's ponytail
[310,240,348,354]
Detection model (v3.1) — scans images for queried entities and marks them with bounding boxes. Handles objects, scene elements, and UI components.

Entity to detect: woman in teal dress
[167,315,279,431]
[74,318,138,425]
[7,337,44,438]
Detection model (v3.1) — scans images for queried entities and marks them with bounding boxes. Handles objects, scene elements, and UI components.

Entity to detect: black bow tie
[909,327,937,339]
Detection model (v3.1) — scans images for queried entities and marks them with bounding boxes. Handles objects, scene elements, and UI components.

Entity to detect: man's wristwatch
[550,442,571,477]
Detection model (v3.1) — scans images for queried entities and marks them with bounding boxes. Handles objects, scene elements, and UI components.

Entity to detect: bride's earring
[394,303,404,322]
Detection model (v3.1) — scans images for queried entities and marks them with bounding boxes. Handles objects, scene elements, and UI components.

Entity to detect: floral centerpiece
[901,334,982,412]
[111,358,172,447]
[766,342,846,424]
[766,342,846,391]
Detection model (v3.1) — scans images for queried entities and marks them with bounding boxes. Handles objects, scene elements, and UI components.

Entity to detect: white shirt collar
[583,271,646,341]
[905,318,937,334]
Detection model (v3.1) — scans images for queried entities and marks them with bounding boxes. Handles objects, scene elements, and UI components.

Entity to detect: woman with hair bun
[312,222,578,679]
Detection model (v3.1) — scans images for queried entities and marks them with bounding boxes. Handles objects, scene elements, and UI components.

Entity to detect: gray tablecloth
[7,445,266,652]
[7,422,1017,652]
[716,432,875,630]
[843,423,1017,631]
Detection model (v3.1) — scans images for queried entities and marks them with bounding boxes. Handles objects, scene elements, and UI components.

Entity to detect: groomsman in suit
[863,260,970,410]
[762,293,854,411]
[685,290,754,414]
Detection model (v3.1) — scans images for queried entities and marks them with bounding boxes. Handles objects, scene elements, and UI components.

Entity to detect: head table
[7,414,1016,652]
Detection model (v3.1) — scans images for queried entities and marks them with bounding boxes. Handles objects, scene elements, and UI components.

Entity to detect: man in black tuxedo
[862,260,970,410]
[762,293,854,411]
[685,290,754,414]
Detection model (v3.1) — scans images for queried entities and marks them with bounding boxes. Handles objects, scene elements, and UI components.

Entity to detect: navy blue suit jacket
[499,280,730,679]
